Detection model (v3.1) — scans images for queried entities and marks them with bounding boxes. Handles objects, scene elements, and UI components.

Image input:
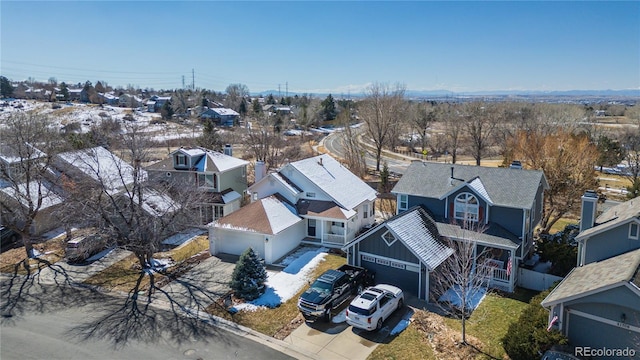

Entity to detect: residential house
[67,88,89,102]
[262,104,292,116]
[52,146,144,195]
[146,95,171,112]
[0,180,64,235]
[0,143,47,186]
[346,161,548,296]
[541,249,640,353]
[118,94,143,108]
[576,191,640,266]
[209,154,377,264]
[146,147,249,225]
[200,107,239,126]
[99,93,119,106]
[541,194,640,352]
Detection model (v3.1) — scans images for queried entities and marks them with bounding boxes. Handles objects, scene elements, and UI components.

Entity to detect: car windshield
[310,280,332,293]
[349,304,375,316]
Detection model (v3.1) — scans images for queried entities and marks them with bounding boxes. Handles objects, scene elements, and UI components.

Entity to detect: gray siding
[568,313,637,352]
[533,183,544,227]
[565,285,640,309]
[585,225,640,264]
[407,196,445,218]
[358,226,419,264]
[580,198,597,232]
[219,166,248,194]
[490,206,523,238]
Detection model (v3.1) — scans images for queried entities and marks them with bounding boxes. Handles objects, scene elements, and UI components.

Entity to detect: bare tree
[432,223,492,345]
[509,130,599,233]
[225,83,250,112]
[442,103,464,164]
[338,106,367,178]
[462,102,500,166]
[359,82,406,171]
[409,101,438,153]
[620,126,640,198]
[0,112,62,258]
[60,126,196,268]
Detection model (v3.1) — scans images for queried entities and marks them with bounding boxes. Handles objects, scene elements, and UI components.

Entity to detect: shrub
[503,288,568,360]
[537,224,579,277]
[230,248,267,301]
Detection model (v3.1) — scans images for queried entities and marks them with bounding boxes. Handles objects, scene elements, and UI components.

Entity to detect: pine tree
[1,76,14,98]
[230,248,268,300]
[321,94,337,121]
[60,82,69,101]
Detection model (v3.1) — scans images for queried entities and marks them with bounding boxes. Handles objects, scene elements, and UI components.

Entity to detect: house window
[363,204,369,219]
[176,154,187,166]
[214,206,224,219]
[331,221,344,227]
[306,192,316,198]
[454,193,479,222]
[398,194,408,211]
[382,230,397,246]
[197,174,217,189]
[630,223,639,240]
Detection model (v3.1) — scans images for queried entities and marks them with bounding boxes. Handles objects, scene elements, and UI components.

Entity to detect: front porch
[480,247,518,293]
[301,218,356,247]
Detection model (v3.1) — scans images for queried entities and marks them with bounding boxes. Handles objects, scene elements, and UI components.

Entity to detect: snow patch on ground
[85,247,115,262]
[232,248,328,311]
[390,309,414,336]
[162,228,206,246]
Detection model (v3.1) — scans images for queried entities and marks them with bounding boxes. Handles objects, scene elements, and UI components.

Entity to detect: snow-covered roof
[221,190,241,204]
[286,154,377,210]
[0,143,46,164]
[211,108,239,116]
[0,181,63,210]
[128,188,180,217]
[56,146,146,194]
[192,149,248,173]
[213,195,301,235]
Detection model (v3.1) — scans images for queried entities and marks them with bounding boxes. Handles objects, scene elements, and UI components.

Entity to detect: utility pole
[278,84,281,98]
[182,76,185,89]
[192,68,195,90]
[286,82,288,97]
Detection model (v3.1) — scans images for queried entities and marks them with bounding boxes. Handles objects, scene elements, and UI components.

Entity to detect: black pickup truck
[297,264,374,322]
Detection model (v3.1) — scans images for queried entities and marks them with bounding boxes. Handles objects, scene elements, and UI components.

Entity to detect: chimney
[223,144,232,156]
[255,160,266,183]
[579,190,599,232]
[319,157,323,166]
[451,167,454,179]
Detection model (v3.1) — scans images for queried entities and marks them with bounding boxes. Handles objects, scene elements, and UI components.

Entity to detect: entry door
[308,219,316,237]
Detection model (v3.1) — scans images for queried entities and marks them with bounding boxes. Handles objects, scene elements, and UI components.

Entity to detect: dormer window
[454,193,479,222]
[306,192,316,198]
[176,154,187,166]
[630,223,639,240]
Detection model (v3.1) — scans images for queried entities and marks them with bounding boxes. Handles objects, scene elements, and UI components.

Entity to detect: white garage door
[217,231,265,260]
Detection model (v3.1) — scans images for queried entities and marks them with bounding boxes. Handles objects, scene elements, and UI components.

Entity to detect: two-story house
[146,146,249,225]
[209,154,377,264]
[200,107,239,126]
[542,193,640,353]
[343,161,548,299]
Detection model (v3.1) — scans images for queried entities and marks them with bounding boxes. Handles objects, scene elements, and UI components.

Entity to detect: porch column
[508,251,514,290]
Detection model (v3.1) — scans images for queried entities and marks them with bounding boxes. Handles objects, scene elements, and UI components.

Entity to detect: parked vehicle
[298,264,374,322]
[65,234,108,263]
[346,284,404,331]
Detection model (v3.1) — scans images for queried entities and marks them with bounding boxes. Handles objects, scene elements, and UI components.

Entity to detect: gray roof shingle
[541,248,640,307]
[392,162,547,209]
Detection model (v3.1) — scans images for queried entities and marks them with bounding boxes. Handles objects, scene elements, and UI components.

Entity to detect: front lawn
[205,253,346,337]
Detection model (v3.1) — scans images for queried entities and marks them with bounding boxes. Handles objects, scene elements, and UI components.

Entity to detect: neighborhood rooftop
[541,248,640,306]
[577,196,640,239]
[213,195,301,235]
[392,161,548,209]
[287,154,377,210]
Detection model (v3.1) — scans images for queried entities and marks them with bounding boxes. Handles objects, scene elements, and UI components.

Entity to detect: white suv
[346,284,404,331]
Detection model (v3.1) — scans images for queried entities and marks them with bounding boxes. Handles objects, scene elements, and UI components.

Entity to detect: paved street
[1,295,296,360]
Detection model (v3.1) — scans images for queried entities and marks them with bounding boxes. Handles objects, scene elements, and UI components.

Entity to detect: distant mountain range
[253,89,640,99]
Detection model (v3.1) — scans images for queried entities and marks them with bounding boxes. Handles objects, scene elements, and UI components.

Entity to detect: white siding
[211,228,265,260]
[265,221,306,264]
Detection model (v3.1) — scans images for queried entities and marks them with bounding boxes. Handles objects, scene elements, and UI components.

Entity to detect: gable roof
[392,162,548,209]
[0,142,46,165]
[541,248,640,307]
[344,206,454,271]
[56,146,144,195]
[146,147,248,173]
[436,222,520,249]
[0,181,63,210]
[210,108,239,116]
[286,154,377,210]
[213,195,302,235]
[297,199,356,219]
[577,197,640,240]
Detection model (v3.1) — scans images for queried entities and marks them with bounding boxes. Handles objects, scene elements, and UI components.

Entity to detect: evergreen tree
[596,135,624,172]
[230,248,267,301]
[321,94,337,121]
[379,161,390,193]
[238,98,248,116]
[1,76,14,98]
[60,82,69,101]
[160,101,174,120]
[266,94,276,104]
[503,288,568,360]
[252,98,262,114]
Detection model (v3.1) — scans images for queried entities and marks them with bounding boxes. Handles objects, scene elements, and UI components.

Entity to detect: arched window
[454,193,479,222]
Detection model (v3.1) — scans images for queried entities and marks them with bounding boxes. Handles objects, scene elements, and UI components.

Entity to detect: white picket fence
[517,267,563,291]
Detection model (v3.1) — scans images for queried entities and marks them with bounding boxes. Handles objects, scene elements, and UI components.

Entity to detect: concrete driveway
[283,303,414,360]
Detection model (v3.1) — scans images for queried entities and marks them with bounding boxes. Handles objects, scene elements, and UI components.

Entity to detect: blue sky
[1,1,639,94]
